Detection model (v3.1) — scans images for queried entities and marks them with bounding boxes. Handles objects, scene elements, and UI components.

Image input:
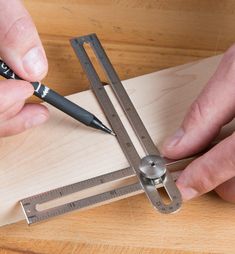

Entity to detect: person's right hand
[0,0,49,137]
[162,45,235,203]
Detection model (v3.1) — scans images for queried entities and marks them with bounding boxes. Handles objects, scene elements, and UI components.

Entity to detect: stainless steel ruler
[20,34,185,225]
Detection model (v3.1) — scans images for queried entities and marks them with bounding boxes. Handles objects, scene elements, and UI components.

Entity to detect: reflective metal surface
[21,34,183,224]
[139,155,166,179]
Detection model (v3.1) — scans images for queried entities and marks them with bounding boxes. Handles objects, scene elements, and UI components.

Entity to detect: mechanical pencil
[0,60,115,135]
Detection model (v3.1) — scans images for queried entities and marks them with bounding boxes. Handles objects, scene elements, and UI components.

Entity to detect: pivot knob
[139,155,166,179]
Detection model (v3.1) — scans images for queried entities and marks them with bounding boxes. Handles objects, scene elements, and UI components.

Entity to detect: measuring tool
[20,34,192,224]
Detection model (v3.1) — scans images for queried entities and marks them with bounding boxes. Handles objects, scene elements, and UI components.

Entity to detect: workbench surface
[1,1,235,253]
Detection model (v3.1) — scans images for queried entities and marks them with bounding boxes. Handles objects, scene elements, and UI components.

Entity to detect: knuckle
[0,120,24,137]
[1,15,34,46]
[189,153,220,194]
[194,135,235,195]
[0,101,23,123]
[194,175,214,194]
[192,164,216,194]
[187,100,206,125]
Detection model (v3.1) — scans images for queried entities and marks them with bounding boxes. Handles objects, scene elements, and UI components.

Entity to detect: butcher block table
[1,1,235,253]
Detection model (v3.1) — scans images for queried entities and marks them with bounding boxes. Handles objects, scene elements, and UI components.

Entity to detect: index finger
[176,133,235,201]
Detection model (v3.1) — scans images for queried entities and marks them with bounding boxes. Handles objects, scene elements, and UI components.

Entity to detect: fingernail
[25,114,48,129]
[163,128,184,148]
[178,186,198,201]
[22,47,47,78]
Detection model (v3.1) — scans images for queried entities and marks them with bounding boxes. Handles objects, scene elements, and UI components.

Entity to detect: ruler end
[20,200,33,225]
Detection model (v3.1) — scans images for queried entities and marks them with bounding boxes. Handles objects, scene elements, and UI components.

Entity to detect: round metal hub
[139,155,166,180]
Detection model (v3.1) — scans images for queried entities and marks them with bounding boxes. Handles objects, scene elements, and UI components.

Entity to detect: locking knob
[139,155,166,179]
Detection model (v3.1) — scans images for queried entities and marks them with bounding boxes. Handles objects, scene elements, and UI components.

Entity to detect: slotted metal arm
[20,34,185,225]
[70,34,182,214]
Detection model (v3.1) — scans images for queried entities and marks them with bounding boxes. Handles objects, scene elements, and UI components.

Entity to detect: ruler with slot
[20,33,194,225]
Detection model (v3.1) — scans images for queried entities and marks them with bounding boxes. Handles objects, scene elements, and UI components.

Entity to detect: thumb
[162,45,235,159]
[0,0,48,81]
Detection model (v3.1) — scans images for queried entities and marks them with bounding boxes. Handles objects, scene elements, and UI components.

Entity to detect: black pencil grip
[33,83,94,125]
[0,60,94,126]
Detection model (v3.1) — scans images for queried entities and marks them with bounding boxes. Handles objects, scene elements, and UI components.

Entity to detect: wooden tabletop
[1,1,235,253]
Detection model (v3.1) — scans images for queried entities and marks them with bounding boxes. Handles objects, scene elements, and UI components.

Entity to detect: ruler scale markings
[21,149,203,224]
[85,34,182,212]
[89,35,159,156]
[20,34,183,224]
[21,167,134,205]
[71,37,167,211]
[71,34,181,214]
[21,158,183,224]
[70,38,142,172]
[23,182,143,224]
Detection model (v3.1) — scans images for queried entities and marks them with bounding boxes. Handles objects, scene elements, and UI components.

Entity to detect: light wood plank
[0,54,223,227]
[1,55,235,254]
[2,1,235,253]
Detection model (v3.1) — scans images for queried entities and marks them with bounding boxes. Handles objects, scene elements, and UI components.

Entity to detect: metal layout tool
[20,34,185,225]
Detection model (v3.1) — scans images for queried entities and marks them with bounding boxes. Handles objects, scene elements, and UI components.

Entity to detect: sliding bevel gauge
[20,34,188,225]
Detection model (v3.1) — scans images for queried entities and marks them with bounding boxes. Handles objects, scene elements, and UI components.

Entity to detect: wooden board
[1,55,235,254]
[2,1,235,252]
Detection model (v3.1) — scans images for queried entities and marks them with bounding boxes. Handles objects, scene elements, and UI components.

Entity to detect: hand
[162,45,235,203]
[0,0,49,136]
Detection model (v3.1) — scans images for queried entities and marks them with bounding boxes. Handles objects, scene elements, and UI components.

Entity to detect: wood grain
[1,1,235,253]
[0,239,210,254]
[1,55,235,254]
[0,54,221,226]
[22,0,235,99]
